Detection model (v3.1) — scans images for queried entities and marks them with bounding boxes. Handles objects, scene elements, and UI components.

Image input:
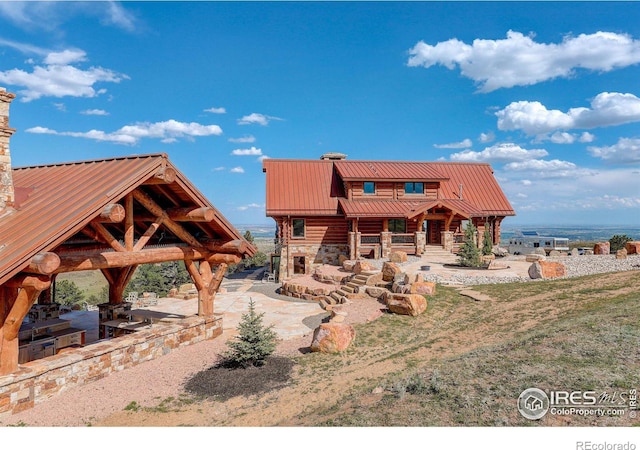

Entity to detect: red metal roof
[0,153,251,286]
[263,158,515,218]
[339,199,438,218]
[262,159,343,216]
[334,160,448,181]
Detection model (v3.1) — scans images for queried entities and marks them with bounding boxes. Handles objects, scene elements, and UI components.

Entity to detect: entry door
[428,221,442,244]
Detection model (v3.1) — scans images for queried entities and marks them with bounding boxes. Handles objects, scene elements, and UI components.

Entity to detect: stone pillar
[0,88,17,212]
[415,231,426,255]
[441,231,454,252]
[348,232,360,260]
[381,232,392,259]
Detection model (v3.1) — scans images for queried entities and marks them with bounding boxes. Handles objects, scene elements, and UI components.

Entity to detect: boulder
[548,250,561,257]
[409,281,437,296]
[570,248,580,257]
[625,242,640,255]
[382,261,401,282]
[342,259,357,272]
[353,260,375,274]
[528,261,566,279]
[533,248,547,256]
[616,248,628,260]
[338,255,349,265]
[365,286,388,299]
[526,254,546,262]
[389,251,408,263]
[403,272,423,285]
[492,246,509,257]
[365,272,384,285]
[385,292,427,316]
[487,260,509,270]
[593,242,610,255]
[310,323,356,353]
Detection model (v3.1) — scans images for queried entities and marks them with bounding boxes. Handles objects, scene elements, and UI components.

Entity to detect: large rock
[570,248,581,257]
[342,259,356,272]
[389,251,408,263]
[404,272,423,285]
[487,260,509,270]
[353,260,375,274]
[365,286,388,299]
[310,323,356,353]
[533,248,547,256]
[385,292,427,316]
[616,248,628,260]
[492,246,509,257]
[382,261,401,282]
[625,242,640,255]
[409,281,436,296]
[526,254,546,262]
[528,261,566,279]
[593,242,610,255]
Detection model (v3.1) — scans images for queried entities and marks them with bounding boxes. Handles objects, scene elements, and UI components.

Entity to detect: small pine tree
[482,224,493,256]
[458,222,482,267]
[609,234,631,253]
[223,299,278,368]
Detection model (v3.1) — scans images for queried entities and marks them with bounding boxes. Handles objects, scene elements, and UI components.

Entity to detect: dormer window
[363,181,375,194]
[405,182,424,194]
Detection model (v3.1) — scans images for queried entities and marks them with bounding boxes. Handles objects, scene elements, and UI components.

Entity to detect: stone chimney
[0,88,17,212]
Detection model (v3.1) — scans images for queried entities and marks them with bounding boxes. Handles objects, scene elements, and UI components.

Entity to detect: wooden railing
[361,234,381,244]
[391,233,414,244]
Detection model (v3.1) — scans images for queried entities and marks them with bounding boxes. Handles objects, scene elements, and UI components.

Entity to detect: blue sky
[1,1,639,227]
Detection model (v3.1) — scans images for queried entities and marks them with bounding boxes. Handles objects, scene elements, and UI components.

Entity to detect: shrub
[222,298,278,368]
[458,222,482,267]
[482,224,493,256]
[609,234,632,253]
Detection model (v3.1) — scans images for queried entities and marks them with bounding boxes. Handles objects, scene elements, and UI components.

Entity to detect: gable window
[388,219,406,233]
[292,219,305,238]
[405,182,424,194]
[363,181,375,194]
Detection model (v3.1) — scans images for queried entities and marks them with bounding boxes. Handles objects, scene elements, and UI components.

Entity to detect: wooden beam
[144,166,177,185]
[184,259,205,291]
[24,252,61,275]
[166,207,215,222]
[132,216,164,252]
[54,246,241,273]
[90,222,126,252]
[202,238,249,254]
[197,260,214,316]
[207,262,227,297]
[132,189,203,249]
[124,194,134,251]
[95,203,126,223]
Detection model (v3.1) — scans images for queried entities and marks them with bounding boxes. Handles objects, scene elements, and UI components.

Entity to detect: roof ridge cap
[13,153,168,170]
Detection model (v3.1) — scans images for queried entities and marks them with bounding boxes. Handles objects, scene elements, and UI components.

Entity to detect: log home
[263,153,515,280]
[0,88,254,386]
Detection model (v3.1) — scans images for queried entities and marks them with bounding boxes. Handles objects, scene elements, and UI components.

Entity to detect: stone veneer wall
[0,88,16,211]
[0,315,222,419]
[279,243,349,280]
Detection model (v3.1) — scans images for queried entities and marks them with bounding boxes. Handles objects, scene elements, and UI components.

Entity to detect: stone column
[348,232,359,260]
[381,232,392,259]
[0,89,17,212]
[441,231,454,252]
[415,231,426,255]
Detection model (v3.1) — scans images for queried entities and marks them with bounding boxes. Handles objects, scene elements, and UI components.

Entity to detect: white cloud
[504,159,578,174]
[230,166,245,173]
[237,113,283,126]
[479,132,495,143]
[496,92,640,136]
[579,132,596,143]
[521,179,532,186]
[588,137,640,163]
[257,155,270,162]
[101,1,137,32]
[53,102,66,112]
[408,30,640,92]
[212,166,225,171]
[44,49,87,65]
[228,135,256,143]
[434,138,472,149]
[81,109,109,116]
[25,119,222,145]
[204,107,226,114]
[0,46,129,102]
[450,142,548,162]
[231,146,262,156]
[237,203,264,211]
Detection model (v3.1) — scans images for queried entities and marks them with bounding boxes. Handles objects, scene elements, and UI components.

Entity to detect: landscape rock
[526,254,546,262]
[353,260,375,274]
[382,261,401,282]
[389,251,408,263]
[625,242,640,255]
[365,272,384,285]
[616,248,628,260]
[342,259,356,272]
[570,248,580,257]
[492,246,509,257]
[533,248,547,256]
[385,292,427,316]
[593,242,610,255]
[549,250,561,257]
[310,323,356,353]
[365,286,388,299]
[487,260,509,270]
[338,255,349,265]
[528,261,566,279]
[403,272,423,285]
[409,281,437,296]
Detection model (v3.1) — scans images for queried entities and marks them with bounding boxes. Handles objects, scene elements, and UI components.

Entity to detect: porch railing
[361,234,381,244]
[391,233,415,244]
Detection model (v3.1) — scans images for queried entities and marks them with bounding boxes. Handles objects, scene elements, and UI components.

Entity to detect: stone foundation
[0,315,222,418]
[278,243,349,280]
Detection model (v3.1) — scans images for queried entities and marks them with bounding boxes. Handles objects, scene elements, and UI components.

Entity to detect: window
[292,219,305,238]
[388,219,406,233]
[405,182,424,194]
[363,182,375,194]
